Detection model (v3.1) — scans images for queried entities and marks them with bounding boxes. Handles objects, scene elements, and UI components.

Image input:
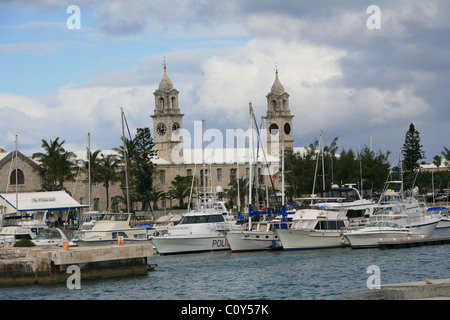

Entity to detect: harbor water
[1,228,449,300]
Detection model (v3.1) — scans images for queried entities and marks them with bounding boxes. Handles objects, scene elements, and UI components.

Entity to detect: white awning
[0,191,88,212]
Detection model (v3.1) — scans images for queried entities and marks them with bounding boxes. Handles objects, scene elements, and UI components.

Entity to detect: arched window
[271,100,277,110]
[171,96,176,109]
[10,169,24,185]
[159,97,165,109]
[283,99,288,110]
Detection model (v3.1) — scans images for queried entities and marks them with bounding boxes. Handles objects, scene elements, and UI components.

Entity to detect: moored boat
[71,212,150,247]
[274,198,350,250]
[149,199,235,255]
[343,221,426,248]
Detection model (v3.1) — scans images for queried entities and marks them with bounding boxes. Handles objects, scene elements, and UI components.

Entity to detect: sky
[1,0,449,166]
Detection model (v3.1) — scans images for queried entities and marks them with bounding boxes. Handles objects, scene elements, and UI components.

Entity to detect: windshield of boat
[179,214,225,224]
[366,221,403,228]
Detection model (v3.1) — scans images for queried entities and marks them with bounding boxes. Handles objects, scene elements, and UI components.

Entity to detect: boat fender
[118,236,124,246]
[425,279,433,284]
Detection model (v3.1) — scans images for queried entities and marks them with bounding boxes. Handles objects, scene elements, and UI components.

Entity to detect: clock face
[269,123,279,135]
[157,122,167,136]
[284,123,291,135]
[172,122,180,133]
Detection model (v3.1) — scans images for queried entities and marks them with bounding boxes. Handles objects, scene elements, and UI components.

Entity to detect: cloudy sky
[1,0,449,165]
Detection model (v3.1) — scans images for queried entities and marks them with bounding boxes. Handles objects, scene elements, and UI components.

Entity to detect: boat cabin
[178,213,225,225]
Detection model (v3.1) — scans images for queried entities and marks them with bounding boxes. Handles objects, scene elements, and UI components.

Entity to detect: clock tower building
[151,64,184,163]
[264,69,294,157]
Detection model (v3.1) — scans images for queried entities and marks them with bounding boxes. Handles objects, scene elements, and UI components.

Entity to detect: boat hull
[344,231,424,248]
[150,234,230,255]
[275,228,347,250]
[225,230,279,252]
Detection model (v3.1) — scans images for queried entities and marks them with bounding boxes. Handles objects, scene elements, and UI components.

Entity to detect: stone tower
[151,63,184,163]
[264,69,294,157]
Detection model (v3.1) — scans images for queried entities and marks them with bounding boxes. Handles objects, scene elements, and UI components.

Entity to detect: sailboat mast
[282,139,285,207]
[121,108,131,213]
[88,133,91,212]
[248,103,253,230]
[15,135,18,212]
[202,120,206,206]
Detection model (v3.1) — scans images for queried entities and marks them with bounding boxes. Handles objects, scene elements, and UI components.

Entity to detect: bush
[13,239,36,247]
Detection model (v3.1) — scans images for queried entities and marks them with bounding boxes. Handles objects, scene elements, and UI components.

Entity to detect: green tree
[433,155,442,168]
[115,127,156,211]
[32,138,76,189]
[97,153,120,211]
[402,123,425,174]
[441,147,450,167]
[168,175,192,208]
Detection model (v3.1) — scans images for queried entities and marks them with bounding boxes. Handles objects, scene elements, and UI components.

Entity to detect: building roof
[270,70,285,95]
[0,191,88,212]
[158,64,174,91]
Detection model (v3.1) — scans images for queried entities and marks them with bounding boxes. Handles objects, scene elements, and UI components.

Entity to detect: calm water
[1,228,449,301]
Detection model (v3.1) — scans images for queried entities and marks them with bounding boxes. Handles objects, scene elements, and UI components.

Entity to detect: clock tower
[264,69,294,157]
[151,63,184,163]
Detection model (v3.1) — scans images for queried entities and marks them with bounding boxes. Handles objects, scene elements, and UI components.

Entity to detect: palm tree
[433,155,442,168]
[97,153,120,211]
[32,138,76,188]
[227,178,248,211]
[441,147,450,167]
[148,188,165,211]
[168,175,191,208]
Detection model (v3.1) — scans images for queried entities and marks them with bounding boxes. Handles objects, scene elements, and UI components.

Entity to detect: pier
[378,235,450,249]
[0,244,154,287]
[335,278,450,300]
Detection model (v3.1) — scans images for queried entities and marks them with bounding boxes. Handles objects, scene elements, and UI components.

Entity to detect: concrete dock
[335,278,450,300]
[0,244,154,287]
[378,235,450,249]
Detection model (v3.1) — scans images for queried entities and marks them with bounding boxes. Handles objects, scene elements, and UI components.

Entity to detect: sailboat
[225,103,290,252]
[149,120,236,255]
[71,110,151,247]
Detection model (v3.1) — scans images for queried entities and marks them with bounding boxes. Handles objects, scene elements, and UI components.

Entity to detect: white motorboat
[225,206,291,252]
[370,181,441,235]
[0,216,48,245]
[149,200,236,255]
[0,226,37,245]
[274,199,350,250]
[71,212,151,247]
[32,228,73,247]
[343,221,426,248]
[317,184,376,228]
[428,207,450,229]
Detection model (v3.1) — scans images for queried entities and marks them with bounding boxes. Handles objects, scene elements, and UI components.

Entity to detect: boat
[145,213,182,236]
[428,207,450,229]
[70,212,151,247]
[343,221,426,248]
[149,198,236,255]
[370,181,441,235]
[317,184,376,229]
[32,228,74,247]
[225,206,291,252]
[0,225,43,245]
[0,215,48,245]
[274,198,350,250]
